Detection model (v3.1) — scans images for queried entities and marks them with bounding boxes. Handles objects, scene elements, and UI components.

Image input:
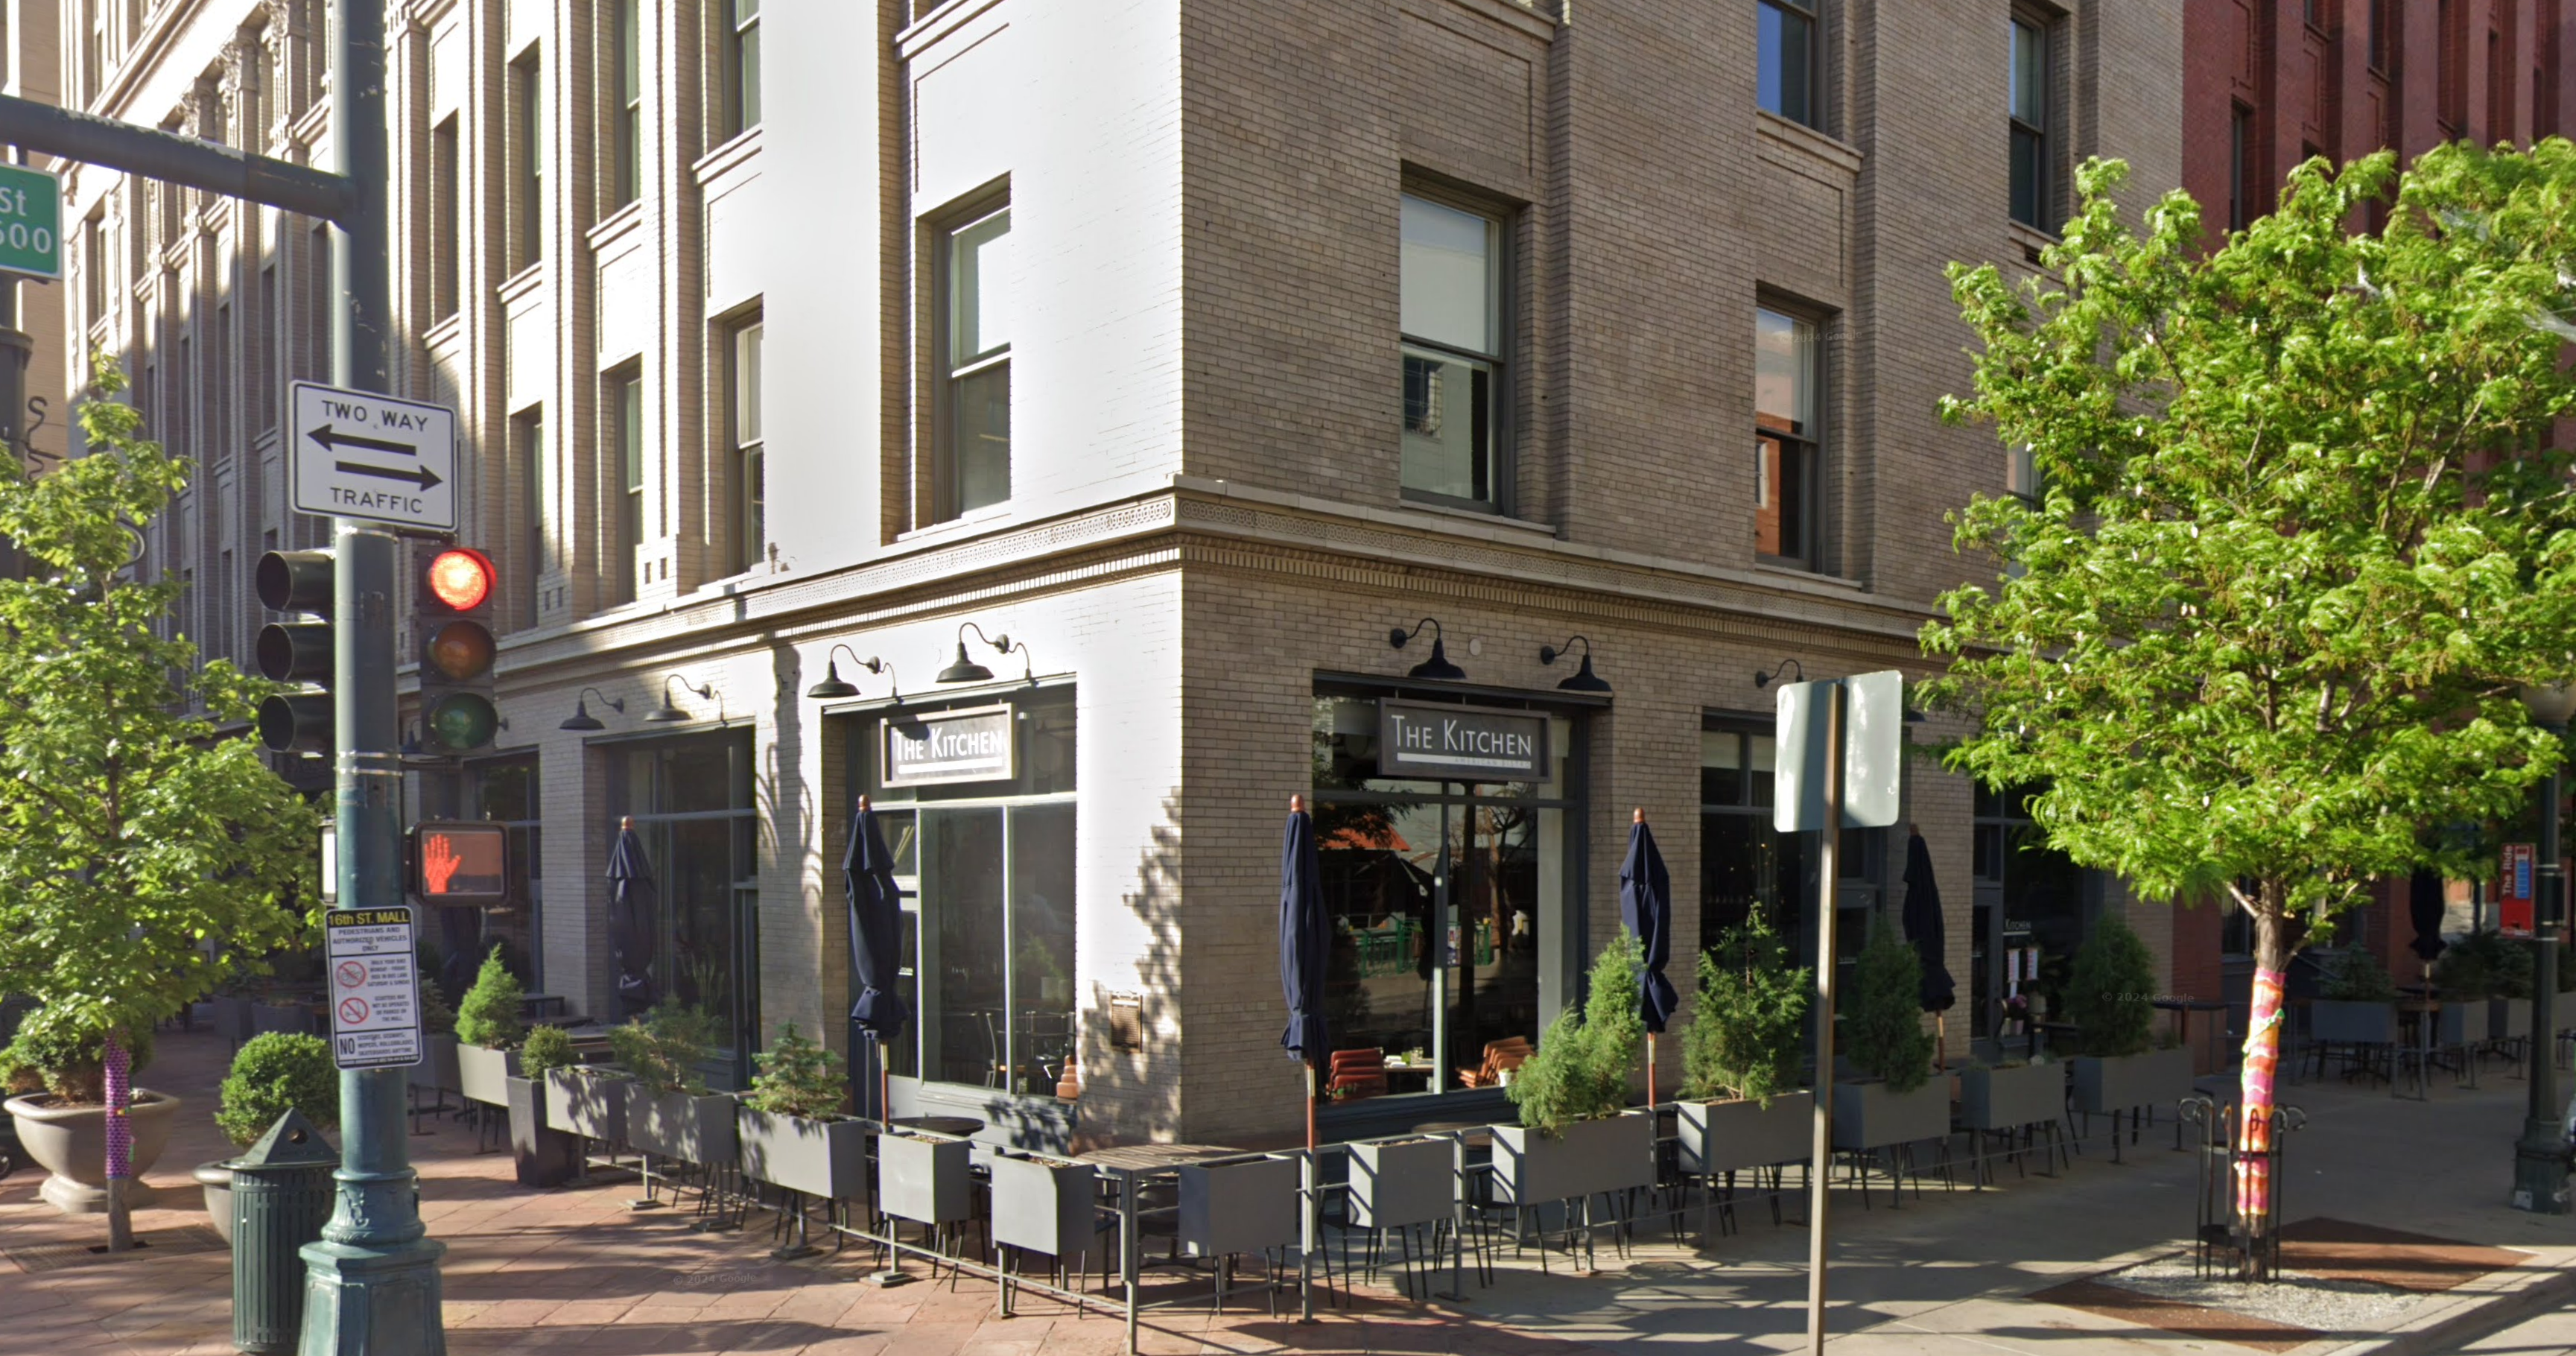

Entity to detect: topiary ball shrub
[454,945,525,1050]
[217,1033,338,1147]
[2066,913,2157,1058]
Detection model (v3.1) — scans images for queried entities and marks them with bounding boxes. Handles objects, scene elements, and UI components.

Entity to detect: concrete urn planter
[543,1067,630,1144]
[4,1091,180,1214]
[1677,1092,1813,1176]
[1491,1110,1655,1205]
[737,1107,870,1201]
[2070,1046,2195,1117]
[1958,1062,2063,1132]
[1831,1079,1952,1151]
[196,1161,235,1243]
[631,1088,739,1165]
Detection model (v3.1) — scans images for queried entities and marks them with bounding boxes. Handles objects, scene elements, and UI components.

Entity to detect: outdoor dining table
[1072,1143,1260,1352]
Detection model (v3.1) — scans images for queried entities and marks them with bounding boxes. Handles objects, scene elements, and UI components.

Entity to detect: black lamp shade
[1407,637,1467,682]
[807,659,860,700]
[645,699,691,723]
[1556,653,1611,693]
[559,698,606,732]
[937,641,995,685]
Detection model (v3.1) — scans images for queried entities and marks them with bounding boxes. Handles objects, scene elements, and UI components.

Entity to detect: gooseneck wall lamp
[644,674,715,724]
[559,687,627,732]
[936,623,1006,685]
[808,644,898,702]
[1754,658,1806,689]
[1540,636,1613,693]
[1389,618,1467,682]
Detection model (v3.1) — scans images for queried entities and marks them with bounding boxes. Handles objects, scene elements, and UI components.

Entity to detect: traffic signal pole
[0,3,445,1350]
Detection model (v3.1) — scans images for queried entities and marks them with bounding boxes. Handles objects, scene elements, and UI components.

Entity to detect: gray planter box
[2311,1000,2397,1046]
[631,1088,737,1165]
[506,1076,578,1188]
[1832,1079,1952,1151]
[212,996,253,1047]
[457,1043,521,1109]
[1958,1062,2063,1132]
[1348,1137,1453,1229]
[543,1067,629,1144]
[1178,1155,1299,1258]
[1677,1092,1813,1175]
[2492,997,2534,1042]
[1491,1110,1655,1205]
[252,1002,308,1036]
[2070,1046,2195,1116]
[737,1107,869,1200]
[990,1155,1102,1258]
[878,1132,972,1226]
[411,1034,460,1097]
[2436,1001,2487,1047]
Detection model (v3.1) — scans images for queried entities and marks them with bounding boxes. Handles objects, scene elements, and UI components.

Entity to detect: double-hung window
[942,204,1012,519]
[1754,307,1821,567]
[725,0,761,137]
[609,367,643,601]
[2009,16,2050,229]
[1757,0,1819,129]
[511,49,543,270]
[728,316,765,574]
[611,0,641,209]
[1399,193,1503,511]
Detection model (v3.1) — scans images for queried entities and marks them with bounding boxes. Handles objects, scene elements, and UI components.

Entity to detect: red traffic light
[424,548,494,612]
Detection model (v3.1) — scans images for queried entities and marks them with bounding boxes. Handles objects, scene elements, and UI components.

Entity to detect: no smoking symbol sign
[340,996,370,1025]
[337,960,367,988]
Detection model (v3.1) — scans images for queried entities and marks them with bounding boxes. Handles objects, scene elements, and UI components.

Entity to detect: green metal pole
[2514,736,2569,1214]
[297,0,448,1348]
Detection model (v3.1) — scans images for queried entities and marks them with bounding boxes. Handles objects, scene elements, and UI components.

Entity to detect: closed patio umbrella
[846,795,910,1123]
[606,817,658,1017]
[1902,825,1958,1067]
[2408,868,2448,966]
[1619,811,1681,1106]
[1279,794,1330,1152]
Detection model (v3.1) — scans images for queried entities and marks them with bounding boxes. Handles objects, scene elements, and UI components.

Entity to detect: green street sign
[0,164,62,281]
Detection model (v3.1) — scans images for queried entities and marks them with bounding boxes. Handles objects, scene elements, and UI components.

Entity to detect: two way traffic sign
[290,380,458,531]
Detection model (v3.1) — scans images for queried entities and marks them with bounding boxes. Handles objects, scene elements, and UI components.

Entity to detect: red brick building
[2169,0,2576,1064]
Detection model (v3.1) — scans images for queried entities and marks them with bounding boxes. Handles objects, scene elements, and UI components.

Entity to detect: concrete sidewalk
[1,1028,2569,1355]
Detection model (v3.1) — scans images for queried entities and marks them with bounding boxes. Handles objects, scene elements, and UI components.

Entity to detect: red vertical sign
[2500,843,2536,937]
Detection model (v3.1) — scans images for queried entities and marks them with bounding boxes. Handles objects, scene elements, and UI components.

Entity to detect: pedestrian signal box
[410,821,509,905]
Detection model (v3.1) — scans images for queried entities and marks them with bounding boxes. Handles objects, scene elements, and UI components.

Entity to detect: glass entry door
[610,730,761,1089]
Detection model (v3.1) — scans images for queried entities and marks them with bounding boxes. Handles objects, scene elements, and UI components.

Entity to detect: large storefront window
[468,757,542,990]
[1700,720,1879,1015]
[1973,782,2084,1036]
[1311,690,1579,1097]
[857,691,1077,1100]
[609,730,761,1089]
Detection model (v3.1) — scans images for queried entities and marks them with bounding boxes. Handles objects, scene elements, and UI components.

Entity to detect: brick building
[2166,0,2576,1045]
[48,0,2192,1147]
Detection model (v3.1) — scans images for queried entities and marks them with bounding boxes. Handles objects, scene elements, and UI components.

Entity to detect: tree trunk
[2236,902,2290,1274]
[103,1031,132,1252]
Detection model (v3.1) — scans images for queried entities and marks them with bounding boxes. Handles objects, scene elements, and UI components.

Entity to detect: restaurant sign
[1377,700,1549,782]
[886,706,1015,787]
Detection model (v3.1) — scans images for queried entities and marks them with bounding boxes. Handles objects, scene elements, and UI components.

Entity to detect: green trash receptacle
[229,1109,338,1355]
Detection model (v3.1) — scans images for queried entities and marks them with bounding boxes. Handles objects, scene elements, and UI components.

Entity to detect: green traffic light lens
[425,693,500,751]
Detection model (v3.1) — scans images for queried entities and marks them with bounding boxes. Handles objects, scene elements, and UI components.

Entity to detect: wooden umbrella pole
[1305,1062,1319,1153]
[1647,1033,1657,1108]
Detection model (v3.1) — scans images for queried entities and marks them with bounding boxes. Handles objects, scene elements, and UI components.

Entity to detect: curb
[2335,1257,2576,1356]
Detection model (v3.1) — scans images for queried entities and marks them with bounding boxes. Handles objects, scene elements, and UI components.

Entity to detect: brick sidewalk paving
[4,1028,2572,1355]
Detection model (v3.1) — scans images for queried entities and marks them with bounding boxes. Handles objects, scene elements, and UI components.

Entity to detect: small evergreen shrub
[520,1024,577,1079]
[609,1003,717,1095]
[216,1033,338,1147]
[2436,930,2534,1000]
[745,1023,845,1119]
[2320,945,2399,1002]
[1,1011,155,1104]
[1844,919,1935,1092]
[2066,913,2157,1058]
[417,969,457,1036]
[453,946,525,1050]
[1507,934,1643,1136]
[1681,912,1811,1106]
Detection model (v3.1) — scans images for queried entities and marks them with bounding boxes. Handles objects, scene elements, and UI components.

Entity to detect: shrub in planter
[2312,947,2399,1045]
[2066,916,2193,1114]
[1496,937,1653,1203]
[738,1023,867,1200]
[1832,922,1946,1151]
[507,1025,580,1188]
[612,1004,735,1165]
[414,969,462,1097]
[454,948,525,1108]
[216,1033,337,1147]
[1678,912,1814,1175]
[2,1014,175,1213]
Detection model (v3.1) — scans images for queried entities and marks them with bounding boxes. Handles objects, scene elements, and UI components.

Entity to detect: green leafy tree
[1506,933,1643,1135]
[215,1033,338,1147]
[0,356,316,1246]
[2064,914,2158,1056]
[1927,144,2576,1233]
[453,946,525,1049]
[1844,921,1935,1092]
[1681,913,1811,1105]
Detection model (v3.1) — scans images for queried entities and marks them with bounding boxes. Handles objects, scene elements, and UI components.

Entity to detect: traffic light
[415,544,500,754]
[255,549,336,752]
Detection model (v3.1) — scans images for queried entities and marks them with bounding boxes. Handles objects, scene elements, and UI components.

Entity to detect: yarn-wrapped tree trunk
[1926,145,2576,1265]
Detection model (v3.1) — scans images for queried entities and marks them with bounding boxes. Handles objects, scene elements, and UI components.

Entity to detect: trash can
[229,1109,339,1355]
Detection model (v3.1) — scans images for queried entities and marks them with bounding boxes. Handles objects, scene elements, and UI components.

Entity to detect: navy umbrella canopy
[1619,813,1681,1034]
[846,797,910,1042]
[1903,826,1957,1013]
[1279,795,1330,1151]
[2408,868,2449,965]
[606,817,658,1015]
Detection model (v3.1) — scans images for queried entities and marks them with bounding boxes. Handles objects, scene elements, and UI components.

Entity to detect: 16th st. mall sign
[291,380,458,532]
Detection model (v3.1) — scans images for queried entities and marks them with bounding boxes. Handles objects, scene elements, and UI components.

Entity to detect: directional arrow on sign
[337,459,443,490]
[308,422,420,456]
